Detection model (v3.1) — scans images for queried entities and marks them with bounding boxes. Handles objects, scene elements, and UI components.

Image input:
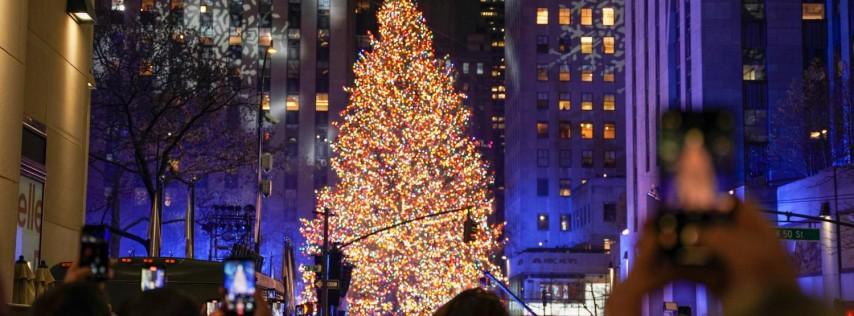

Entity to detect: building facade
[0,0,94,301]
[623,0,854,314]
[504,0,626,313]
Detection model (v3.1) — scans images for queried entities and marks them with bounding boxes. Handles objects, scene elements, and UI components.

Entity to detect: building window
[316,93,329,112]
[558,35,570,53]
[559,7,571,25]
[582,150,594,167]
[604,151,617,168]
[537,35,549,54]
[537,213,549,230]
[581,66,594,82]
[581,37,593,54]
[559,179,572,197]
[603,203,617,222]
[537,92,549,109]
[286,95,300,111]
[581,122,593,139]
[558,93,571,110]
[537,178,549,196]
[581,8,593,25]
[604,122,616,139]
[603,7,615,26]
[559,150,572,167]
[581,93,593,110]
[560,214,571,231]
[537,149,549,167]
[537,122,549,138]
[537,8,549,24]
[802,3,825,20]
[559,121,571,139]
[559,64,571,81]
[743,65,766,81]
[462,62,469,74]
[603,37,615,54]
[604,69,615,82]
[537,64,549,81]
[477,63,484,75]
[603,94,616,111]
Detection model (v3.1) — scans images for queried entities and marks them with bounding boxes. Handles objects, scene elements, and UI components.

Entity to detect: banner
[16,175,44,267]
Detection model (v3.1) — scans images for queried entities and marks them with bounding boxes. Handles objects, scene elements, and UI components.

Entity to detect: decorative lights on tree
[299,0,503,314]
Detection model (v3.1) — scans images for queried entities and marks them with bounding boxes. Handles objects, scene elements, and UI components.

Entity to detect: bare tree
[87,6,258,255]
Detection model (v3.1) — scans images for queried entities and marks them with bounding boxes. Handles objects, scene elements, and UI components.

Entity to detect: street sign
[304,265,322,273]
[314,279,340,289]
[776,228,820,241]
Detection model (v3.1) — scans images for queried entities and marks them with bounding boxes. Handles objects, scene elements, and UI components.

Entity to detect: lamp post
[149,132,171,257]
[253,42,276,255]
[811,129,845,301]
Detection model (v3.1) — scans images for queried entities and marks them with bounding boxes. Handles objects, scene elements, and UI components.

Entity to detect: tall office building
[623,0,853,314]
[504,0,626,314]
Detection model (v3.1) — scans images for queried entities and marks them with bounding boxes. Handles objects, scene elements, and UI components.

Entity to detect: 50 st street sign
[776,228,820,241]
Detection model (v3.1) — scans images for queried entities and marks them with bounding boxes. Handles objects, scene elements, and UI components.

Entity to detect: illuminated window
[603,94,616,111]
[286,95,300,111]
[560,214,571,231]
[112,0,125,11]
[582,150,594,167]
[604,151,617,168]
[537,8,549,25]
[537,149,549,167]
[581,93,593,110]
[603,69,615,82]
[537,92,549,109]
[581,122,593,139]
[141,0,155,11]
[603,8,615,26]
[537,213,549,230]
[462,62,470,74]
[581,37,593,54]
[559,180,572,197]
[559,121,571,139]
[559,7,571,25]
[477,63,484,75]
[537,121,549,138]
[802,3,824,20]
[604,37,615,54]
[581,66,594,82]
[559,64,570,81]
[604,122,616,139]
[261,94,271,111]
[743,65,766,81]
[537,64,548,81]
[316,93,329,111]
[171,0,183,10]
[558,93,571,111]
[581,8,593,25]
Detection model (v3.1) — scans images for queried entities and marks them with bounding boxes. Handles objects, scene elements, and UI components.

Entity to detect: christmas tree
[299,0,503,314]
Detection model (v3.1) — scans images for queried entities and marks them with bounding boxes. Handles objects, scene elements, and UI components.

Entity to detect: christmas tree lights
[298,0,503,314]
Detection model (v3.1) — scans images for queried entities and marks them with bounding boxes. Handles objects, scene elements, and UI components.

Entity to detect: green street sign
[776,228,820,241]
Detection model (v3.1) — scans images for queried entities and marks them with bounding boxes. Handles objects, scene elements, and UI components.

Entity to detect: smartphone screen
[79,225,110,280]
[141,265,166,291]
[224,258,256,316]
[205,299,222,316]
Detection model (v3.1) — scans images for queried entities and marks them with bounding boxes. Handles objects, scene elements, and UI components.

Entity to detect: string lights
[298,0,503,314]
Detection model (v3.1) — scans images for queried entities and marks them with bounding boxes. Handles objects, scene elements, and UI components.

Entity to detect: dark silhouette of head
[117,288,198,316]
[30,282,110,316]
[433,288,510,316]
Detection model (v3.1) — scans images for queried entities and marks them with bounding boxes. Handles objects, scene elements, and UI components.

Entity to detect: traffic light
[463,213,476,243]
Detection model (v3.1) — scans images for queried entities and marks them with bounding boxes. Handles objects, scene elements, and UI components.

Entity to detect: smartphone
[655,110,737,266]
[141,265,166,291]
[224,258,256,316]
[204,299,222,316]
[79,225,110,280]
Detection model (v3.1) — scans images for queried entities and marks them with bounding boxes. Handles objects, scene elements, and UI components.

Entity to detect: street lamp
[253,41,276,255]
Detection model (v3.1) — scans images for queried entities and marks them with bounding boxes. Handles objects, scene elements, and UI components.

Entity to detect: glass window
[537,35,549,54]
[538,213,549,230]
[537,64,549,81]
[537,179,549,196]
[582,150,594,167]
[286,95,300,111]
[558,35,570,53]
[537,8,549,24]
[559,64,570,81]
[603,7,615,26]
[559,121,571,139]
[477,63,484,75]
[603,69,615,82]
[581,66,594,82]
[537,149,549,167]
[603,94,616,111]
[743,64,766,81]
[462,62,469,74]
[581,122,593,139]
[581,93,593,110]
[559,150,571,167]
[802,3,824,20]
[558,93,571,110]
[316,93,329,112]
[537,92,549,109]
[604,122,616,139]
[559,7,571,25]
[537,122,549,138]
[604,203,617,222]
[560,214,571,231]
[604,37,615,54]
[581,8,593,25]
[604,151,617,168]
[559,179,572,197]
[581,37,593,54]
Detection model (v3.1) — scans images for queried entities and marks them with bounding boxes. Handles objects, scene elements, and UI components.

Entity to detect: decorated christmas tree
[299,0,504,314]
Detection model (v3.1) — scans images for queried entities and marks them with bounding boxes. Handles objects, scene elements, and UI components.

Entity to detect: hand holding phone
[141,265,167,291]
[224,258,256,316]
[79,225,110,281]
